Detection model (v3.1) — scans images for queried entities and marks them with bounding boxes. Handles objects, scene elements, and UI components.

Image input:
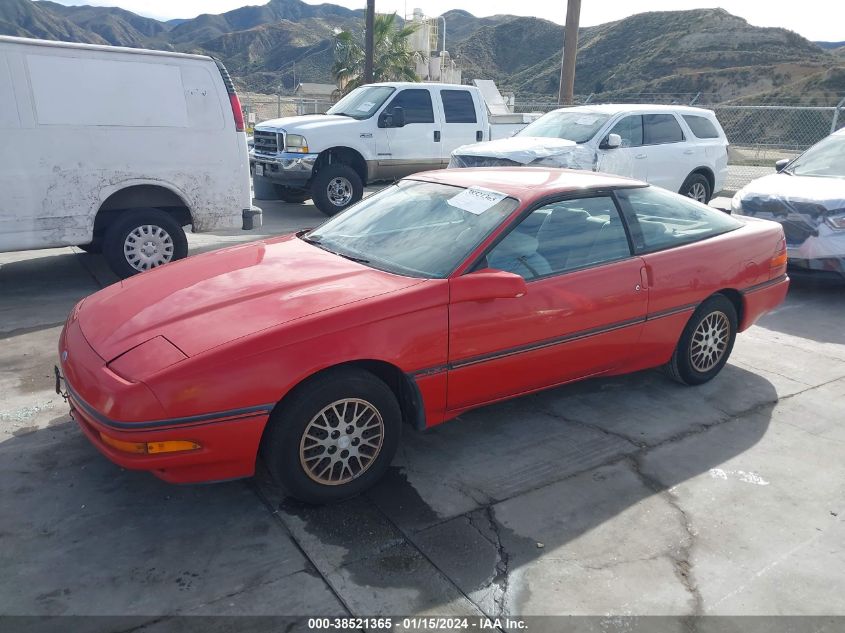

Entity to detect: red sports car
[57,168,788,503]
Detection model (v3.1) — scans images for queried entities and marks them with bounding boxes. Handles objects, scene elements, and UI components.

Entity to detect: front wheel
[679,173,711,204]
[666,294,737,385]
[310,164,363,216]
[103,208,188,279]
[261,368,401,504]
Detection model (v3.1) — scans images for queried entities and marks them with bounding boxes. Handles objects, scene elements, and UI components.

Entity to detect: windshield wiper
[336,252,370,264]
[302,235,369,263]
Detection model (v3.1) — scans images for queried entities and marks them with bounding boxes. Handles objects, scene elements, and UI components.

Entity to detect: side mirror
[392,106,406,128]
[775,158,790,172]
[450,269,528,303]
[601,133,622,150]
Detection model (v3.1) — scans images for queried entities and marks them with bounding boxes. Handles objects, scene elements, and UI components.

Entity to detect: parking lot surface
[1,196,844,628]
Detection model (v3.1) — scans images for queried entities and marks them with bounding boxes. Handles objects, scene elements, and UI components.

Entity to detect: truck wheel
[311,164,363,216]
[679,173,711,204]
[261,367,401,504]
[275,186,311,204]
[103,208,188,279]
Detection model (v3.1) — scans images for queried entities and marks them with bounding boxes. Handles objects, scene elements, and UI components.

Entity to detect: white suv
[450,104,729,203]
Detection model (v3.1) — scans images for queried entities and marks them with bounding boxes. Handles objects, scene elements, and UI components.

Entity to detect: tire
[310,164,363,216]
[666,294,738,386]
[78,240,102,254]
[679,172,711,204]
[275,186,311,204]
[261,367,401,504]
[103,208,188,279]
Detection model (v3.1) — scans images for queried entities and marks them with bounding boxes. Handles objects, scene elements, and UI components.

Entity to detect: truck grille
[253,130,280,154]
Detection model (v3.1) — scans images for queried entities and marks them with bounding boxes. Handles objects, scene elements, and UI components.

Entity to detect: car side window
[440,89,477,123]
[616,186,742,253]
[607,115,643,147]
[683,114,720,139]
[486,196,631,280]
[643,114,684,145]
[384,89,434,124]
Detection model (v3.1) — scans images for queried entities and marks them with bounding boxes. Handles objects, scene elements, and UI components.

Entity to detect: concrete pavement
[1,196,843,629]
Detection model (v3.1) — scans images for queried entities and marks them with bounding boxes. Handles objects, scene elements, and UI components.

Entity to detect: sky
[42,0,845,41]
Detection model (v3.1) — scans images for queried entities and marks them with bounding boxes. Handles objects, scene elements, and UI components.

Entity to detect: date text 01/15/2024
[307,617,528,630]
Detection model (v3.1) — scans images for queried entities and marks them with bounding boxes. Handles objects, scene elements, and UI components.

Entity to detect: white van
[0,36,259,278]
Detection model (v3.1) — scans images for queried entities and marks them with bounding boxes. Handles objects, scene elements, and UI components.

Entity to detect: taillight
[770,234,787,278]
[214,58,245,132]
[229,93,245,132]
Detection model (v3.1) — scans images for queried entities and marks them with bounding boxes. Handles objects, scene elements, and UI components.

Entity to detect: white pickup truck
[251,82,530,215]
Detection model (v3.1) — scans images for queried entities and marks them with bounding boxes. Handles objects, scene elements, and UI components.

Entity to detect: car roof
[366,82,473,89]
[0,35,212,62]
[409,167,646,202]
[547,103,716,116]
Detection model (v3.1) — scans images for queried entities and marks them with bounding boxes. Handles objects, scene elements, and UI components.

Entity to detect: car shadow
[256,363,777,617]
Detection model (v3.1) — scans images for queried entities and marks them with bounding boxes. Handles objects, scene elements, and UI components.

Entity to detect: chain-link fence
[240,94,334,129]
[511,96,845,193]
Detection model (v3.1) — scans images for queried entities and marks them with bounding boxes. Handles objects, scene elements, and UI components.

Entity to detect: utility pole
[364,0,375,84]
[558,0,581,105]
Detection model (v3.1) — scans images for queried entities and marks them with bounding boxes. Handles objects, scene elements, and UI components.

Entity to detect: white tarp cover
[735,172,845,274]
[448,136,636,179]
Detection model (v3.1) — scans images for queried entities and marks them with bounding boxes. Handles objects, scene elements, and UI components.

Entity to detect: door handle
[476,130,484,141]
[635,153,647,159]
[434,130,441,142]
[639,265,651,290]
[684,149,694,155]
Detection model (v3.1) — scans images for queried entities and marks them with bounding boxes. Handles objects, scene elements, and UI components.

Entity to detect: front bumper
[58,319,270,484]
[250,152,318,187]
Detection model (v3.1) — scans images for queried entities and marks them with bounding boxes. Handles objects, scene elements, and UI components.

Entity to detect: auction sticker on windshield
[447,186,507,215]
[356,101,376,112]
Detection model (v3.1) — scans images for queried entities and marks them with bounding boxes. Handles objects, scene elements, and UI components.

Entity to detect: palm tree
[333,13,423,93]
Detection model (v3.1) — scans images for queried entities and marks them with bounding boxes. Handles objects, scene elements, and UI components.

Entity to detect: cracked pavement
[2,196,844,629]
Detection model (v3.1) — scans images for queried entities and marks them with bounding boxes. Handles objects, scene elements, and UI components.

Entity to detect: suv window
[384,89,434,124]
[616,186,742,253]
[487,196,631,279]
[441,90,477,123]
[683,115,720,139]
[644,114,684,145]
[608,115,643,147]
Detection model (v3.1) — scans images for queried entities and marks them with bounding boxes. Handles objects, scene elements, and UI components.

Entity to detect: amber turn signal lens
[770,252,788,267]
[99,432,200,455]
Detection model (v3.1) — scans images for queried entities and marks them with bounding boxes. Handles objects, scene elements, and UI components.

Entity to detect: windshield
[518,110,611,143]
[787,134,845,178]
[326,86,395,120]
[304,180,519,278]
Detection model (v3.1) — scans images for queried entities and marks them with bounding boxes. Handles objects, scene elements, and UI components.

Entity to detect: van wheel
[311,164,363,216]
[261,367,401,504]
[275,186,311,204]
[666,294,737,386]
[103,209,188,278]
[679,173,711,204]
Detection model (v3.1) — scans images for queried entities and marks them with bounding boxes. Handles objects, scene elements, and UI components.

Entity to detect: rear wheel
[261,368,401,504]
[667,294,737,385]
[103,208,188,278]
[679,173,711,204]
[311,164,363,216]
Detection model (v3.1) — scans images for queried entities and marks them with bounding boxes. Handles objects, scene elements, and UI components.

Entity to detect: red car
[57,168,788,503]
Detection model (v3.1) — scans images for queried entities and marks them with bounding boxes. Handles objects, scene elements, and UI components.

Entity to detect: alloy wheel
[687,182,708,203]
[299,398,384,486]
[689,311,730,372]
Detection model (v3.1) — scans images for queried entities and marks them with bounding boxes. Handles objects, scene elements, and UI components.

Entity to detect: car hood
[256,114,363,134]
[738,173,845,212]
[78,235,423,361]
[452,136,580,163]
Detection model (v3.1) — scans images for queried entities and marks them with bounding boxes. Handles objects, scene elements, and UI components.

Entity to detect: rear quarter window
[683,114,721,139]
[616,186,742,253]
[441,89,477,123]
[643,113,684,145]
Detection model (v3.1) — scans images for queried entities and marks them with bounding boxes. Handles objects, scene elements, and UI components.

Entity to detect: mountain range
[1,0,843,104]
